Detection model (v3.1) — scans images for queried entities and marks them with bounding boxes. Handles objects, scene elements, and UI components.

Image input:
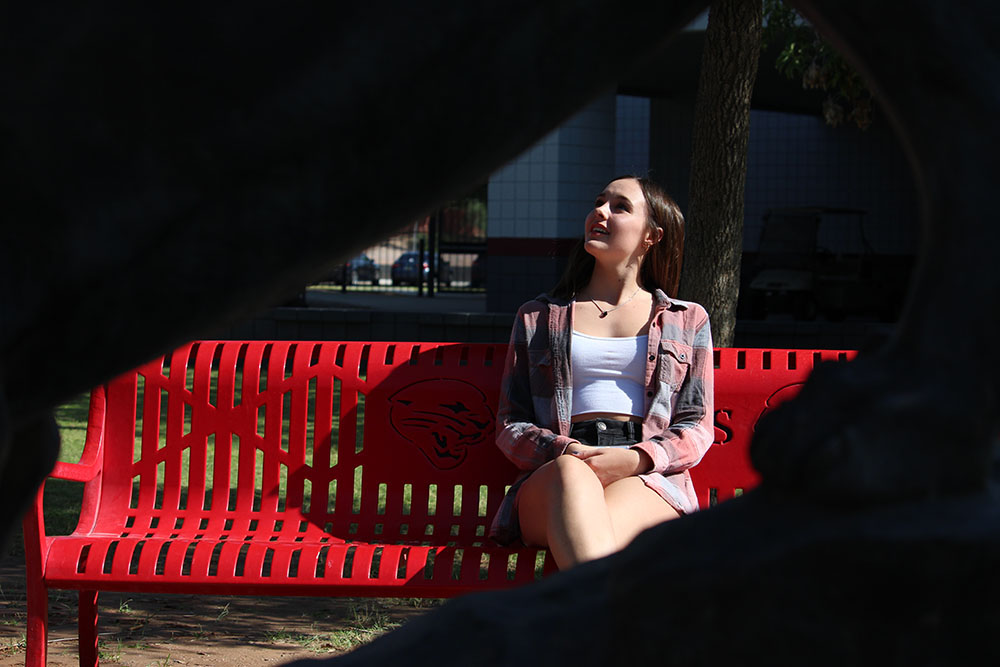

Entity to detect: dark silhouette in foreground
[2,0,997,664]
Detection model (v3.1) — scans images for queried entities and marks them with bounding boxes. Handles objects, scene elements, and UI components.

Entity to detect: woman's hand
[564,444,653,487]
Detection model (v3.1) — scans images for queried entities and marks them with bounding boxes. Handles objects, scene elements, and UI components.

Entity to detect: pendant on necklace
[587,286,641,319]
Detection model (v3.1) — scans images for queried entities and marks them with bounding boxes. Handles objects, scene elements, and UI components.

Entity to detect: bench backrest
[91,342,853,546]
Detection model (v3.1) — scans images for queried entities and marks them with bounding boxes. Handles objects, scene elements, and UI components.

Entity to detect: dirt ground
[0,555,439,666]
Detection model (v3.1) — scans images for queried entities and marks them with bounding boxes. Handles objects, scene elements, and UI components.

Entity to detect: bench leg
[23,576,48,667]
[79,590,99,667]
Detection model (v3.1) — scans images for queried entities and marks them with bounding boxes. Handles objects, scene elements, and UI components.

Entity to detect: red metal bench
[22,341,854,666]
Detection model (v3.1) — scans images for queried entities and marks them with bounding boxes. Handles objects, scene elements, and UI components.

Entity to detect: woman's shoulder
[653,291,710,328]
[510,294,575,344]
[672,297,710,321]
[515,293,571,316]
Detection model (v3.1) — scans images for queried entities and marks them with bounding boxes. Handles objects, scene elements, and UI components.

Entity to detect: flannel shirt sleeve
[495,307,574,471]
[632,306,715,475]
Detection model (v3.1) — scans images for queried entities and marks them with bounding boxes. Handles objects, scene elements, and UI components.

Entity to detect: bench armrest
[24,386,108,559]
[49,386,106,483]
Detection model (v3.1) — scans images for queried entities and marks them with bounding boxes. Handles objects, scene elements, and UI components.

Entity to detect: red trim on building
[487,237,579,257]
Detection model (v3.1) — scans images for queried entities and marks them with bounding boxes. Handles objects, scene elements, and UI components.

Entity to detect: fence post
[417,238,425,298]
[427,211,437,298]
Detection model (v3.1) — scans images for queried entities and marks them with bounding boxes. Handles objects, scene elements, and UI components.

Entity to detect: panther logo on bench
[389,379,496,469]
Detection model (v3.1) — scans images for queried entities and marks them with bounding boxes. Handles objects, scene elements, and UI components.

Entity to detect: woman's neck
[580,262,643,303]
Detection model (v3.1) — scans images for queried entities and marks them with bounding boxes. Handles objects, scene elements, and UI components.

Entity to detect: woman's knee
[545,454,603,491]
[519,456,601,507]
[517,456,609,549]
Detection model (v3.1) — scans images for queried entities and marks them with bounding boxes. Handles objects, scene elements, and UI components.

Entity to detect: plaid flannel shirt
[489,289,714,545]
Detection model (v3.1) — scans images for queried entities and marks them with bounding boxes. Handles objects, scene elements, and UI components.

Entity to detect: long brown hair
[550,176,685,299]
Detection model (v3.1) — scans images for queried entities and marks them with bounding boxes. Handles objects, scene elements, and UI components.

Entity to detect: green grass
[38,392,92,539]
[97,638,124,663]
[263,601,402,653]
[0,634,26,656]
[54,393,91,461]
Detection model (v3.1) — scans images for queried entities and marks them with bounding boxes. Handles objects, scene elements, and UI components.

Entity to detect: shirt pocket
[657,340,693,391]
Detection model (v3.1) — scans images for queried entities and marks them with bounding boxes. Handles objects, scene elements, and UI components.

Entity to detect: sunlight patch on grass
[264,601,401,653]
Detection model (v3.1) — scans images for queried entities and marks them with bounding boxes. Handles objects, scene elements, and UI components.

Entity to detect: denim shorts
[504,418,644,546]
[569,418,641,448]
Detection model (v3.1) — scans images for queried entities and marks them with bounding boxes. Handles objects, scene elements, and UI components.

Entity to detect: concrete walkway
[306,287,488,314]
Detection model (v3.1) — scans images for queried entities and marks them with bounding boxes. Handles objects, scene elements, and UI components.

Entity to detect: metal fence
[308,191,487,296]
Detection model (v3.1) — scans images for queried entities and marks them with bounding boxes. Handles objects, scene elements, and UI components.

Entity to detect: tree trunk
[681,0,762,347]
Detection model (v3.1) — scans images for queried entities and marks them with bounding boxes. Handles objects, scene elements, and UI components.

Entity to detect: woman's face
[583,178,659,265]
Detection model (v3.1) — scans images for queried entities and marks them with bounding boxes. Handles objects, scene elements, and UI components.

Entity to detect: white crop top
[570,331,648,417]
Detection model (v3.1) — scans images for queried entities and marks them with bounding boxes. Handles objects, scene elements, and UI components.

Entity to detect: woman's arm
[570,445,652,486]
[631,307,715,476]
[495,306,577,471]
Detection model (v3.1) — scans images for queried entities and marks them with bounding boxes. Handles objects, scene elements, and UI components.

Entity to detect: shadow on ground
[0,545,439,666]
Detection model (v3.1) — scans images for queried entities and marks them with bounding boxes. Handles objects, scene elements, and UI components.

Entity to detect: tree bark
[681,0,762,346]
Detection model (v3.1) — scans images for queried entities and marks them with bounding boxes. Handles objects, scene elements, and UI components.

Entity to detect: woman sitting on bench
[490,176,715,569]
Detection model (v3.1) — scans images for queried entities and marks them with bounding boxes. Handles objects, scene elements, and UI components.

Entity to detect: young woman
[489,176,715,569]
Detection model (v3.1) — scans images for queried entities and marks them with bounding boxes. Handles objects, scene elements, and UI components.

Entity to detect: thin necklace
[589,286,641,318]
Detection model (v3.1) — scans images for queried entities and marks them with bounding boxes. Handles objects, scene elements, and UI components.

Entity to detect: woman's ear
[647,226,664,246]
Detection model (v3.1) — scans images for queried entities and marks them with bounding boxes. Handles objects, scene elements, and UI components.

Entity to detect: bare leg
[603,477,680,551]
[517,456,617,569]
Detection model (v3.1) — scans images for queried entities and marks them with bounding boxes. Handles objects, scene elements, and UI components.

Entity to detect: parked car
[328,254,379,285]
[391,251,452,286]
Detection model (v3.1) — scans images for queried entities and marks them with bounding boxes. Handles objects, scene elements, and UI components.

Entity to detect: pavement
[305,286,489,314]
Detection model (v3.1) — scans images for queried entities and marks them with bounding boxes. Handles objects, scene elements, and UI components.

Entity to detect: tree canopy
[763,0,874,129]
